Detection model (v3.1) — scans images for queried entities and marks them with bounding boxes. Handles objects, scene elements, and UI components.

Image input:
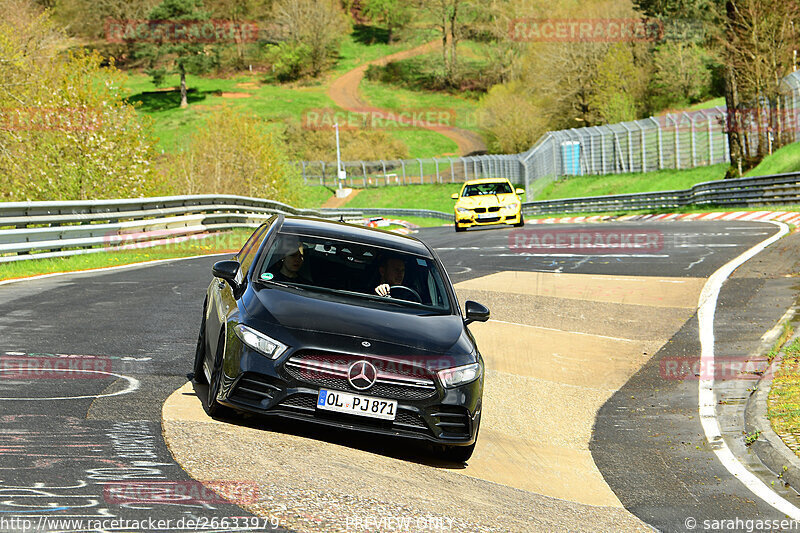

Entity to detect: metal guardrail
[2,172,800,263]
[522,172,800,215]
[0,195,362,264]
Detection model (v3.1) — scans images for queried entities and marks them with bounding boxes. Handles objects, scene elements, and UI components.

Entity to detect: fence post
[600,130,606,174]
[462,157,469,180]
[448,157,455,182]
[320,161,326,186]
[640,123,646,173]
[361,162,367,187]
[704,111,713,163]
[416,159,424,184]
[686,113,696,168]
[673,115,680,169]
[381,160,387,186]
[621,123,633,172]
[435,159,441,183]
[400,160,407,185]
[301,161,307,184]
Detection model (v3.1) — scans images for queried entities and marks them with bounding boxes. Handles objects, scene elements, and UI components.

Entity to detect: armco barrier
[0,195,362,263]
[3,172,800,263]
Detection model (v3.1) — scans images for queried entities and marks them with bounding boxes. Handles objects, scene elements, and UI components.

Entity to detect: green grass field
[535,164,729,200]
[745,141,800,176]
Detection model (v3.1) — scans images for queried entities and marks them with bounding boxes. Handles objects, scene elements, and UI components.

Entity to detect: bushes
[163,109,302,204]
[0,0,166,200]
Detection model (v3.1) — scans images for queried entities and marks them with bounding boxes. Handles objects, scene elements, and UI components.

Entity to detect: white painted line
[0,368,140,400]
[488,319,639,343]
[0,253,232,287]
[697,220,800,518]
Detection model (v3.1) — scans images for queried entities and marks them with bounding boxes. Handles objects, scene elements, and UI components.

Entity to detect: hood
[243,284,477,366]
[456,193,518,209]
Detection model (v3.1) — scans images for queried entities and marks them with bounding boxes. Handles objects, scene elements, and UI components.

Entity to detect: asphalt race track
[0,220,798,532]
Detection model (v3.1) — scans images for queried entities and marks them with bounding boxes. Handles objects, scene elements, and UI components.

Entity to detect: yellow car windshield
[463,182,512,196]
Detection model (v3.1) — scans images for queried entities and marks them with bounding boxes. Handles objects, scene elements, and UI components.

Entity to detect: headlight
[438,363,481,388]
[503,203,519,211]
[234,324,288,359]
[456,207,471,214]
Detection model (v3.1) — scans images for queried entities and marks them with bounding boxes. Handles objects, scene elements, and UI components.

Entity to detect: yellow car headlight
[503,203,519,211]
[456,207,471,214]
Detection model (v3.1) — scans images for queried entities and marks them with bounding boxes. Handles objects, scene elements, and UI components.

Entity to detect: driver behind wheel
[374,256,406,297]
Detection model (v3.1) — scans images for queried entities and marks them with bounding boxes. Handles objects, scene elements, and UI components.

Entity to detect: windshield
[462,181,512,196]
[462,181,513,196]
[256,232,452,312]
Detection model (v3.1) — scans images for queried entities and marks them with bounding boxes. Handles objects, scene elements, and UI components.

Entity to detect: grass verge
[341,183,463,212]
[0,230,252,282]
[746,142,800,177]
[536,164,728,201]
[767,331,800,458]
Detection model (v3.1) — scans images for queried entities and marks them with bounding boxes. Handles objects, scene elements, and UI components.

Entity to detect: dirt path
[320,188,361,208]
[327,41,487,156]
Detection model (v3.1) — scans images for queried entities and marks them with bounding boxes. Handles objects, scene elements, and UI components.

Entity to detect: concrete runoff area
[162,271,703,531]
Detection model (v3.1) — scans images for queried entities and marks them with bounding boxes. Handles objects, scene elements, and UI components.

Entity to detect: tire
[437,421,479,463]
[454,218,466,232]
[192,309,208,384]
[514,213,524,227]
[442,441,477,463]
[207,330,230,417]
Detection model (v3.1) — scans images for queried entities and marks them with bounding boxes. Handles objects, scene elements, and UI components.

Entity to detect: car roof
[278,216,433,257]
[462,178,513,185]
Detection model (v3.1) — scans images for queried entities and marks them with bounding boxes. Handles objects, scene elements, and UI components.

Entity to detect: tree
[135,0,217,108]
[0,0,163,201]
[721,0,799,171]
[362,0,412,43]
[650,42,713,108]
[589,44,643,124]
[165,109,302,203]
[272,0,349,78]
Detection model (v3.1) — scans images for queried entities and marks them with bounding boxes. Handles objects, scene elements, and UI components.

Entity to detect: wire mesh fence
[297,71,800,198]
[297,155,526,188]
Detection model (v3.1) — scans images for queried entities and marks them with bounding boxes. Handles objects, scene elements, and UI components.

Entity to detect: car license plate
[477,213,496,220]
[316,389,397,421]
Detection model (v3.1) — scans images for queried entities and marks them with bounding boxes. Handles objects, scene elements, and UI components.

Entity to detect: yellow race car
[451,178,525,232]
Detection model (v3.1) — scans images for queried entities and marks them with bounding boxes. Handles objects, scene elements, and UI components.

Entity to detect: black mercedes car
[193,215,489,461]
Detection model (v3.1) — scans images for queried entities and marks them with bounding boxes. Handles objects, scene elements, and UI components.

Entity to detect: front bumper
[216,350,483,446]
[455,210,521,229]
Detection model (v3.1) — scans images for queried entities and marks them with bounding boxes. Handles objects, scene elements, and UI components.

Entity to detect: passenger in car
[272,240,310,284]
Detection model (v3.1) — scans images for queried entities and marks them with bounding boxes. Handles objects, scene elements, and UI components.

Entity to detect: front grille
[473,207,500,213]
[430,406,470,438]
[230,373,280,406]
[279,394,318,412]
[395,411,427,430]
[284,352,438,400]
[475,217,501,223]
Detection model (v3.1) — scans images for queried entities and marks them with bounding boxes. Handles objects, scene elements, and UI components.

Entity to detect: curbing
[745,312,800,493]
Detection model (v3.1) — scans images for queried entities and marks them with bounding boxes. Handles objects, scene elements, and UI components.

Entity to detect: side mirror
[451,193,459,200]
[464,300,490,325]
[213,260,240,293]
[515,188,525,195]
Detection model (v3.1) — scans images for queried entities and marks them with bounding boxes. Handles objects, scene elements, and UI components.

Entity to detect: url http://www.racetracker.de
[0,515,281,532]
